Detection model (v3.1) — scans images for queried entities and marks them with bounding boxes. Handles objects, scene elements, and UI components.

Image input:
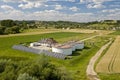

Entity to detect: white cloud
[18,2,34,9]
[55,5,63,10]
[69,7,79,11]
[87,3,105,8]
[80,0,113,9]
[18,2,43,9]
[34,3,42,7]
[0,9,24,20]
[92,0,112,4]
[0,9,119,22]
[0,0,119,22]
[0,8,95,22]
[102,8,120,13]
[28,11,94,22]
[1,5,14,10]
[45,5,49,7]
[3,0,76,3]
[3,0,42,3]
[0,4,24,20]
[67,0,75,2]
[107,12,120,19]
[80,0,112,4]
[110,5,120,7]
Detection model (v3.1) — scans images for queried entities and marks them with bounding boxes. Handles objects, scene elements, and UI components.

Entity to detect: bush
[17,73,38,80]
[0,55,72,80]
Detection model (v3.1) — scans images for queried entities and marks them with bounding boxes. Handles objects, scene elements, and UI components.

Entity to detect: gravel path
[86,41,112,80]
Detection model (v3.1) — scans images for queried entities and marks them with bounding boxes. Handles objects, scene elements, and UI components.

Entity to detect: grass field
[110,31,120,35]
[98,73,120,80]
[48,36,110,80]
[0,32,95,59]
[96,36,120,73]
[0,31,112,80]
[0,28,104,37]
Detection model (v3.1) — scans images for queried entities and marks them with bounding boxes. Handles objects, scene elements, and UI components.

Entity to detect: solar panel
[12,45,66,59]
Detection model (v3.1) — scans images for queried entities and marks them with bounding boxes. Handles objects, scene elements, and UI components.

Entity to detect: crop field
[24,28,100,33]
[96,36,120,73]
[0,28,113,38]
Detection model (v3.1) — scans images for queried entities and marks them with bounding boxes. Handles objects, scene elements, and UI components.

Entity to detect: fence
[12,45,66,59]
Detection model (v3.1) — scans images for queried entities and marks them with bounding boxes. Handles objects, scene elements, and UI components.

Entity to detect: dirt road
[86,41,112,80]
[81,35,99,41]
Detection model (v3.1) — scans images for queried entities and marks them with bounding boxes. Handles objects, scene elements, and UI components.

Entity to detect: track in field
[96,36,120,73]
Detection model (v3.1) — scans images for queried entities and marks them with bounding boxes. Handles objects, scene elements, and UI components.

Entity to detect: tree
[11,26,20,33]
[0,20,16,27]
[4,28,12,34]
[0,26,6,34]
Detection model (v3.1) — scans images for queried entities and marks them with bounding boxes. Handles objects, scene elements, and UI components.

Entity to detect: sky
[0,0,120,22]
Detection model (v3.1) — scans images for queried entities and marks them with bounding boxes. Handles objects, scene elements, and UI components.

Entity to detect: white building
[52,41,84,55]
[52,44,72,55]
[30,38,84,56]
[30,42,41,47]
[30,38,58,47]
[75,42,84,49]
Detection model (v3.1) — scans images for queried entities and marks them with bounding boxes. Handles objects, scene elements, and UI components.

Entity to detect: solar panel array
[12,45,66,59]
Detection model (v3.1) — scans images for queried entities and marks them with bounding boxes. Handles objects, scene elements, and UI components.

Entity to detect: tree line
[0,19,120,35]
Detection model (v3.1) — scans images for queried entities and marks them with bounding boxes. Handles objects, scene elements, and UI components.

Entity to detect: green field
[0,31,111,80]
[110,31,120,35]
[0,32,95,59]
[98,73,120,80]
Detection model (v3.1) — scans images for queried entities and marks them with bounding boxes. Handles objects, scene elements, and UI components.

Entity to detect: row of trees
[0,26,21,34]
[0,19,120,35]
[0,20,22,34]
[27,20,120,30]
[0,55,72,80]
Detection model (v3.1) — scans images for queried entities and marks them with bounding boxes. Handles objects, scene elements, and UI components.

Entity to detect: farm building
[75,41,84,49]
[30,38,84,55]
[30,38,58,47]
[52,41,84,55]
[52,44,73,55]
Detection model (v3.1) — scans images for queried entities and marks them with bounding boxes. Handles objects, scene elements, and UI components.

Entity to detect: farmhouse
[30,38,84,55]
